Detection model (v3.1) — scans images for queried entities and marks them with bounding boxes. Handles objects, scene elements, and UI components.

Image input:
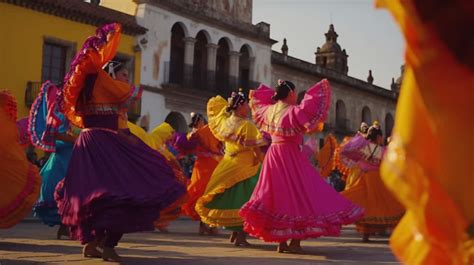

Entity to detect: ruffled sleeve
[249,83,275,125]
[193,125,222,154]
[28,81,69,151]
[251,79,331,136]
[127,121,154,147]
[149,122,178,160]
[206,95,229,142]
[169,132,197,156]
[206,95,231,142]
[150,122,175,149]
[207,95,267,147]
[334,135,370,176]
[61,23,122,128]
[234,120,267,147]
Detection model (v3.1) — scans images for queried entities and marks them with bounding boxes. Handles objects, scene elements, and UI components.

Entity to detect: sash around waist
[81,127,118,134]
[82,114,118,130]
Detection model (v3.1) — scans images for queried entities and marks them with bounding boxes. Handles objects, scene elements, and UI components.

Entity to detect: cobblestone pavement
[0,219,399,264]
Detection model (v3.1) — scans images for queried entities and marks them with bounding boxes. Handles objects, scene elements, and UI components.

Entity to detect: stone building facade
[273,25,398,140]
[100,0,399,138]
[102,0,275,132]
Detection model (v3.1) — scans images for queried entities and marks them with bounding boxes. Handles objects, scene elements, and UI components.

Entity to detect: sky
[252,0,405,88]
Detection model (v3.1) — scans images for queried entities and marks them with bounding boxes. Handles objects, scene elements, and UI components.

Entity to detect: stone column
[228,51,241,90]
[183,37,196,88]
[206,43,218,91]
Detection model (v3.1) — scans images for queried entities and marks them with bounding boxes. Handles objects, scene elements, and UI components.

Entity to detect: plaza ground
[0,218,399,264]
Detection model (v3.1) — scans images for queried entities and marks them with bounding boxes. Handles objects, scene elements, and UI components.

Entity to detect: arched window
[193,30,209,90]
[362,106,372,124]
[336,100,347,130]
[239,44,252,92]
[169,23,187,84]
[216,38,231,95]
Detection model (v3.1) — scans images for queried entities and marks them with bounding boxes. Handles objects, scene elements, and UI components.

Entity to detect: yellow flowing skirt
[195,150,260,228]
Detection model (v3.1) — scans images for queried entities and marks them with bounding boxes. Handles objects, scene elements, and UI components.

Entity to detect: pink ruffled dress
[239,79,364,242]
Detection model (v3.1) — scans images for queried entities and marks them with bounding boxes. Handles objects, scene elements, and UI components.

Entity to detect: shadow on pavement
[0,241,80,254]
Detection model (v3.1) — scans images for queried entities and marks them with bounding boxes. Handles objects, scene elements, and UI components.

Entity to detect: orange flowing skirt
[181,156,220,220]
[0,110,40,228]
[341,167,404,234]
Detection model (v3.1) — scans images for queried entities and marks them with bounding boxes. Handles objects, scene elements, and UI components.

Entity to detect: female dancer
[339,123,404,242]
[335,121,372,183]
[195,90,268,246]
[179,112,223,235]
[29,81,77,239]
[240,79,364,253]
[57,23,185,262]
[0,90,41,229]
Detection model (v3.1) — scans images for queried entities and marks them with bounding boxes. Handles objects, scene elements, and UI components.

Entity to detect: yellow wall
[0,3,141,118]
[100,0,137,16]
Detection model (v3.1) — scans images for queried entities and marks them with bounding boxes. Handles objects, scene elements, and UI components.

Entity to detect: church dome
[319,41,342,53]
[316,24,343,54]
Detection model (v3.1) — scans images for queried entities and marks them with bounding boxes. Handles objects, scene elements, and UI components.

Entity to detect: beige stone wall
[101,0,252,24]
[175,0,253,24]
[271,64,397,137]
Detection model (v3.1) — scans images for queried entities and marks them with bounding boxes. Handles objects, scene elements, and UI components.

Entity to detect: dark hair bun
[366,125,383,142]
[188,112,207,128]
[226,90,247,112]
[273,79,296,101]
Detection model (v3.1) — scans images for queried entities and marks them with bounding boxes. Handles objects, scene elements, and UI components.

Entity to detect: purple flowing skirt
[56,115,186,243]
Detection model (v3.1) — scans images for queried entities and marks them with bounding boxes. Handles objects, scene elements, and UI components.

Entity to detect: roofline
[271,51,398,101]
[136,0,277,45]
[4,0,148,36]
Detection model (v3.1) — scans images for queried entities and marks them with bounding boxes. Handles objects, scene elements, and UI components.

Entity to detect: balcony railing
[163,61,186,86]
[25,81,43,108]
[163,61,258,97]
